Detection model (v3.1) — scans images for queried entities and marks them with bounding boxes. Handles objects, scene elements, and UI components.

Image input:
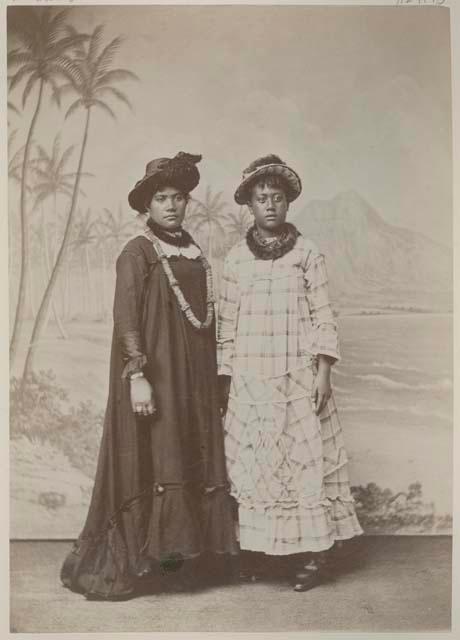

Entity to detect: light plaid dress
[217,234,362,554]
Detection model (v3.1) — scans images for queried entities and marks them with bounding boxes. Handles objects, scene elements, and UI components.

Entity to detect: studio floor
[10,536,452,633]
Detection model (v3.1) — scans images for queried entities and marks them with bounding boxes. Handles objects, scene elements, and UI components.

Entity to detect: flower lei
[144,225,215,331]
[246,222,300,260]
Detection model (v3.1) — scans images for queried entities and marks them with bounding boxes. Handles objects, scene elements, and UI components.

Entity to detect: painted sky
[7,4,452,246]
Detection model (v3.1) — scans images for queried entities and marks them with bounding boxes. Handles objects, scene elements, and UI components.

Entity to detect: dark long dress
[61,236,238,598]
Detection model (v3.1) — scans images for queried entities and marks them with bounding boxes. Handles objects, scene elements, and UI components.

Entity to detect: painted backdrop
[7,4,453,537]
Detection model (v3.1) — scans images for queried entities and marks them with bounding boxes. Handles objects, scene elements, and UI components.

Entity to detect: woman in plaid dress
[217,154,362,591]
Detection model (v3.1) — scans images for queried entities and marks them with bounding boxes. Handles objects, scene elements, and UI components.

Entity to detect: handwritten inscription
[396,0,446,5]
[9,0,76,3]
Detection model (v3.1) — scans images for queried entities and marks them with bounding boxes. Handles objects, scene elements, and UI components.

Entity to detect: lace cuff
[121,355,147,379]
[118,330,147,378]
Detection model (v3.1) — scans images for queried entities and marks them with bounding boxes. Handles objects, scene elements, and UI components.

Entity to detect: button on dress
[61,235,238,599]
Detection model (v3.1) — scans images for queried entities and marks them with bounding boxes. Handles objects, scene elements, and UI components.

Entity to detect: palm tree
[7,100,20,117]
[101,204,136,259]
[94,221,110,321]
[21,24,139,383]
[70,208,98,317]
[8,138,39,326]
[7,6,87,364]
[8,131,22,285]
[31,135,93,337]
[32,134,93,211]
[7,130,25,186]
[29,222,47,319]
[187,187,228,266]
[95,204,135,319]
[223,206,252,249]
[32,135,91,277]
[7,100,21,132]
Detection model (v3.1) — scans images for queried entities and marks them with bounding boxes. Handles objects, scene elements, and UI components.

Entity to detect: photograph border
[1,0,458,638]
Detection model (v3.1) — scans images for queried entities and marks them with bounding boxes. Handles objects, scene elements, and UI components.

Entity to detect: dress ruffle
[238,496,362,555]
[224,365,363,555]
[61,484,238,599]
[61,241,238,598]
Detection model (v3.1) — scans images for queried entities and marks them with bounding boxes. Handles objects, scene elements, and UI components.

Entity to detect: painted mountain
[293,191,452,312]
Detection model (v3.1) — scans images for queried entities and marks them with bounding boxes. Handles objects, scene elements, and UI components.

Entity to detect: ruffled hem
[237,496,363,555]
[61,484,239,598]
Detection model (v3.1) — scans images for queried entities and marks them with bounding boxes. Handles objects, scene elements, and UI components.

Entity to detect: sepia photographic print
[4,0,457,635]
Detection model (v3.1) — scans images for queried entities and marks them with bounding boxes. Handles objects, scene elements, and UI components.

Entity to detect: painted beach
[10,311,453,538]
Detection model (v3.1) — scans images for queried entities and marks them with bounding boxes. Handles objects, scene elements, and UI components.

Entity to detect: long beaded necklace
[144,225,215,331]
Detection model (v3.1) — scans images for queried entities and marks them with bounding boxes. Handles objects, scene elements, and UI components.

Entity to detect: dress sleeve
[217,256,240,376]
[113,249,148,378]
[303,250,340,363]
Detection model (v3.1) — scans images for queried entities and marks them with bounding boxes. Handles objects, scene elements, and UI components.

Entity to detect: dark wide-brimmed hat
[234,154,302,205]
[128,152,202,213]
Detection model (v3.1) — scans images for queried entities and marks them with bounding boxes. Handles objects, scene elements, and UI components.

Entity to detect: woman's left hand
[311,368,332,416]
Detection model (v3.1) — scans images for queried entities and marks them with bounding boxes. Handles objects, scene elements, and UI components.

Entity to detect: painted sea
[10,313,453,537]
[334,313,452,523]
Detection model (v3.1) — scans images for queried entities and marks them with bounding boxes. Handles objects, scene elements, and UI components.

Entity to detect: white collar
[141,230,201,259]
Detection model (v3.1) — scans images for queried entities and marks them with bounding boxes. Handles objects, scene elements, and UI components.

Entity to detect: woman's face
[147,186,187,230]
[248,182,289,237]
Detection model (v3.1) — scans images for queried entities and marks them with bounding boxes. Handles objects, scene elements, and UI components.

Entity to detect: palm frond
[54,82,76,101]
[32,190,52,209]
[51,58,85,88]
[8,6,40,40]
[9,63,36,91]
[34,144,49,164]
[57,178,76,189]
[7,51,35,68]
[64,98,84,120]
[6,47,21,62]
[212,218,227,234]
[95,85,133,110]
[32,173,52,186]
[64,25,79,38]
[94,36,123,75]
[7,101,20,115]
[9,145,26,168]
[46,9,71,47]
[88,25,105,63]
[8,128,18,151]
[56,144,76,172]
[95,68,139,86]
[56,185,75,198]
[190,218,210,233]
[45,75,62,107]
[91,99,116,120]
[51,134,61,164]
[22,71,41,107]
[48,32,89,58]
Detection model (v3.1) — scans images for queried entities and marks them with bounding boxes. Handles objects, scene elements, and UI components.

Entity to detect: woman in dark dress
[61,152,238,600]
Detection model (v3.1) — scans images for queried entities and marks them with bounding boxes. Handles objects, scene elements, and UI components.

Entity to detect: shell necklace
[144,225,215,331]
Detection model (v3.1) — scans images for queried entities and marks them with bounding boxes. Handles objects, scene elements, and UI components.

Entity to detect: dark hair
[143,179,191,211]
[246,175,294,203]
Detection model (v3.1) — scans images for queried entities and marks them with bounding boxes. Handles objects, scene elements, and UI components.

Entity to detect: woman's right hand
[130,377,156,416]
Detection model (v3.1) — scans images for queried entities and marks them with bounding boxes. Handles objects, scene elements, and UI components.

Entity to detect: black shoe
[292,560,323,592]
